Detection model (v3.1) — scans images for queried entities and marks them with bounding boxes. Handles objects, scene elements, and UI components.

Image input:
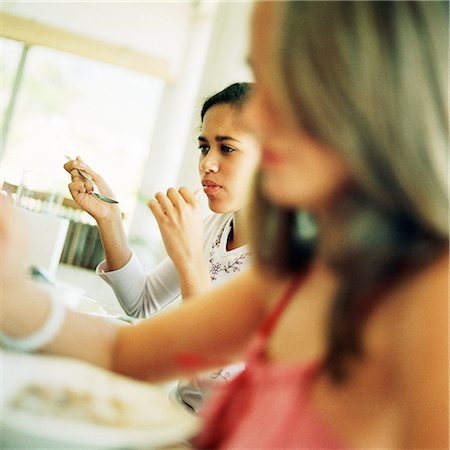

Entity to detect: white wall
[176,1,254,190]
[127,1,255,265]
[2,1,195,74]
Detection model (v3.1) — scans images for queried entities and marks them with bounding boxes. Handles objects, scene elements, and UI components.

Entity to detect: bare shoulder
[244,265,296,311]
[400,251,448,341]
[393,251,449,447]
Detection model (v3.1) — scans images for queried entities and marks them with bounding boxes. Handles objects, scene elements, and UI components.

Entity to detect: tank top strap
[258,272,306,340]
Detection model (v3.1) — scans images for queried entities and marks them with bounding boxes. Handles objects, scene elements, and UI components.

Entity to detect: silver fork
[65,155,119,204]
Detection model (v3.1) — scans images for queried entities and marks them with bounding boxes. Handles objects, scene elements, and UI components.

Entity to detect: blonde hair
[250,1,449,379]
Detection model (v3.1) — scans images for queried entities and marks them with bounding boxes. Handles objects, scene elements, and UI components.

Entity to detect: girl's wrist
[0,286,71,352]
[96,209,122,227]
[174,254,205,272]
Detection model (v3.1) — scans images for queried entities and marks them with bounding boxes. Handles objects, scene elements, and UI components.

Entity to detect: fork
[65,155,119,204]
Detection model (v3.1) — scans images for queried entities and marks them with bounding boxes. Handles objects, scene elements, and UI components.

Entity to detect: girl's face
[198,103,260,214]
[243,3,350,212]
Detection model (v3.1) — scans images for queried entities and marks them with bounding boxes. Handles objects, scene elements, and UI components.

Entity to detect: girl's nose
[200,150,219,173]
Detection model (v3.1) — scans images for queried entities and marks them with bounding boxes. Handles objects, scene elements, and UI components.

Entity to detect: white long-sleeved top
[96,212,251,412]
[97,213,250,317]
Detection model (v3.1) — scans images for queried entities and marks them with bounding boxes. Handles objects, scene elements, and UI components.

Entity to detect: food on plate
[10,383,156,428]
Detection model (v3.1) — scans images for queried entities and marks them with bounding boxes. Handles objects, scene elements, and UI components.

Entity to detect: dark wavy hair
[249,1,449,381]
[201,82,253,121]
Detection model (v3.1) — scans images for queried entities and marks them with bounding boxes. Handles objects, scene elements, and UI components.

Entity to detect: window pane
[0,38,25,119]
[1,42,165,226]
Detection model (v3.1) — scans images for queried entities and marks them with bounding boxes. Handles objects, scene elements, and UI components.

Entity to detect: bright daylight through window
[1,37,165,227]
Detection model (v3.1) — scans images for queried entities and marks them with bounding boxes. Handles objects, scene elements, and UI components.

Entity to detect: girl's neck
[227,210,247,251]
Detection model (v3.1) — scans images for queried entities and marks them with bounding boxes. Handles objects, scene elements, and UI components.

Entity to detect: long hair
[249,1,449,380]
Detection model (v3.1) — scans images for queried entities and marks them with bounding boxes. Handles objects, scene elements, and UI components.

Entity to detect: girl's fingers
[166,187,183,209]
[154,191,174,214]
[70,169,94,192]
[76,159,98,181]
[69,169,84,182]
[178,187,192,204]
[68,156,102,184]
[68,181,87,194]
[147,198,166,222]
[150,187,199,219]
[178,186,199,205]
[64,156,86,172]
[68,180,94,194]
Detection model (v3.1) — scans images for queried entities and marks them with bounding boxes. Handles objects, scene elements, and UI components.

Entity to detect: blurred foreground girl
[1,2,448,448]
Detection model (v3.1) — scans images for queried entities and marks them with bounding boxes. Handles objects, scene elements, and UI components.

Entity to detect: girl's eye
[221,145,235,154]
[198,144,209,154]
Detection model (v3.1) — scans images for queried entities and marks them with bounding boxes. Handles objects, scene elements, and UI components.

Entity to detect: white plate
[76,295,108,314]
[0,350,199,449]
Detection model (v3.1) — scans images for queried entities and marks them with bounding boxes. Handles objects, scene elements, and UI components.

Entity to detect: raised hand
[148,187,211,297]
[148,187,204,265]
[63,156,119,222]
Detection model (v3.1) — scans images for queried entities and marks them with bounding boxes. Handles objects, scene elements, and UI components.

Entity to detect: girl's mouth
[202,182,222,195]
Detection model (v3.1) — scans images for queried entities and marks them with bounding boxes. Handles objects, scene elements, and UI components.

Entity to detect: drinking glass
[15,170,65,214]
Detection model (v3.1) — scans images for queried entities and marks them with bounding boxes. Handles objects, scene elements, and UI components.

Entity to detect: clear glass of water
[15,170,65,215]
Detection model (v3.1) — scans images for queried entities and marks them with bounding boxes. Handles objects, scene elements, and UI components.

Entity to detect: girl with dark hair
[63,82,259,412]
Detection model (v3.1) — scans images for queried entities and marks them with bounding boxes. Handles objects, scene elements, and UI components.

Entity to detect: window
[1,38,165,227]
[1,38,24,119]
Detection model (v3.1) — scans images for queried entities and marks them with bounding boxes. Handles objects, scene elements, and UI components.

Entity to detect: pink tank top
[192,276,345,449]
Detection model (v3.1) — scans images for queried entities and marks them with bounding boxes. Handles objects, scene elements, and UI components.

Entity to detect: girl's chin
[208,200,235,215]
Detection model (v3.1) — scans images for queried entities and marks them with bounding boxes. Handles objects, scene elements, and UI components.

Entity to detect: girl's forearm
[112,268,270,382]
[96,215,132,271]
[1,280,118,370]
[1,268,272,384]
[176,260,212,299]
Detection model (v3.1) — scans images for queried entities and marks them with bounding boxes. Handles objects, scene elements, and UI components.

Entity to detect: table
[0,349,198,449]
[0,268,199,449]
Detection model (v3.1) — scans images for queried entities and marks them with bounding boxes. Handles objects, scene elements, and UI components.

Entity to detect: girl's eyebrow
[198,135,242,143]
[216,136,242,143]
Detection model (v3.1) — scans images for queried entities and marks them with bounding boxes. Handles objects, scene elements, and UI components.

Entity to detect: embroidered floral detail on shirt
[209,220,248,281]
[210,368,231,382]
